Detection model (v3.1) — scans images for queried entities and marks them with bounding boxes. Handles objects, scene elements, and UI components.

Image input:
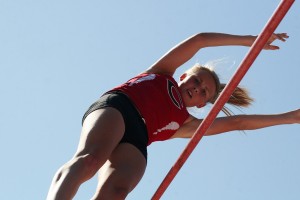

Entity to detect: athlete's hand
[263,33,289,50]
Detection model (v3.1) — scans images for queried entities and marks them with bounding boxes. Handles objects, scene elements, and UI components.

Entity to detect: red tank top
[110,73,189,145]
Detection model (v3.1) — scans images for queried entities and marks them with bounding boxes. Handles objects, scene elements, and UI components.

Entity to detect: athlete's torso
[110,73,190,145]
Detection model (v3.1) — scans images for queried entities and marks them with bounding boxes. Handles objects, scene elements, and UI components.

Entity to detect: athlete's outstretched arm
[172,108,300,138]
[145,32,288,76]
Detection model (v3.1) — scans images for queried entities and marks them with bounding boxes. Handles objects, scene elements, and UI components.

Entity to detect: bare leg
[91,143,147,200]
[47,108,125,200]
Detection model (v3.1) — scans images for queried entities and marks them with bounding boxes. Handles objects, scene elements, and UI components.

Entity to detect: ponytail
[220,84,253,107]
[211,83,254,116]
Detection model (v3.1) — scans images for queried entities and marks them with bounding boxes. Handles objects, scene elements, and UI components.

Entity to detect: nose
[193,87,199,93]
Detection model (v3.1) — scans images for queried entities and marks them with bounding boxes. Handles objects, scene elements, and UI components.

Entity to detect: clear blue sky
[1,0,299,199]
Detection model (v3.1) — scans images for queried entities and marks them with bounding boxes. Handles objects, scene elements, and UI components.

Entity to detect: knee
[112,186,130,199]
[111,186,131,200]
[74,153,103,176]
[92,185,131,200]
[58,153,102,181]
[79,153,102,169]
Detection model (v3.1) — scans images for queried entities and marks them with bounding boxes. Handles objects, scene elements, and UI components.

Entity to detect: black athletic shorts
[82,91,149,160]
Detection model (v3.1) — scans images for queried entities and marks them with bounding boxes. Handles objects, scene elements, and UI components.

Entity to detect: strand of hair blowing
[219,83,254,115]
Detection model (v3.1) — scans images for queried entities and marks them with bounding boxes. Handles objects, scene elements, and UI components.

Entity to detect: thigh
[94,143,147,199]
[75,107,125,164]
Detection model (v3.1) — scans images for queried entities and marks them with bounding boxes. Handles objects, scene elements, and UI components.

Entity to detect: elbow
[193,32,210,48]
[196,32,222,49]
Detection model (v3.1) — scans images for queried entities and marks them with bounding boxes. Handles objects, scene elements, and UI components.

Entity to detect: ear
[180,73,187,81]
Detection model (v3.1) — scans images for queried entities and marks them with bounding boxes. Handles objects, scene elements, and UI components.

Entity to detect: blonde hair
[185,64,253,116]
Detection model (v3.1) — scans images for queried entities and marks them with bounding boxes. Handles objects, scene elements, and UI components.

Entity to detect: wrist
[280,111,296,124]
[244,35,256,46]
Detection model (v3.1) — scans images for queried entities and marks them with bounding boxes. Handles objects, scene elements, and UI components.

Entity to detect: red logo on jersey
[167,79,183,109]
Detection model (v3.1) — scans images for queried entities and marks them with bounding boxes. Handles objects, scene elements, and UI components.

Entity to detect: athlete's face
[179,70,217,108]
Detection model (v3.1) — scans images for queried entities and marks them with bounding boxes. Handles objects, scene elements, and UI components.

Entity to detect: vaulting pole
[151,0,295,199]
